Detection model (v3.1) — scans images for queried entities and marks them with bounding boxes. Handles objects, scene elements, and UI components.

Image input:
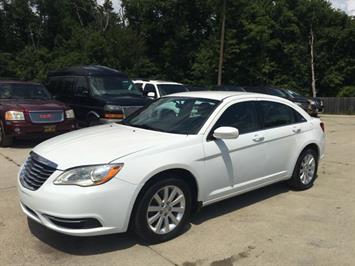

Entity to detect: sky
[330,0,355,15]
[97,0,355,16]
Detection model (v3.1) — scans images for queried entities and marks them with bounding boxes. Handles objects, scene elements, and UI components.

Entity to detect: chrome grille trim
[29,110,64,124]
[20,152,57,191]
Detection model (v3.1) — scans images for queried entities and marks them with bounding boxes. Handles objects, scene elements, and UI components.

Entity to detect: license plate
[44,125,56,133]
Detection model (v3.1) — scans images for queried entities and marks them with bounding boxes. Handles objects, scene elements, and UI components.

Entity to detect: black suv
[242,86,318,116]
[47,65,151,126]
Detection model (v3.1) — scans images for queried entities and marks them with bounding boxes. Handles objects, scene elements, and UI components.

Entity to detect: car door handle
[292,127,301,133]
[252,135,264,142]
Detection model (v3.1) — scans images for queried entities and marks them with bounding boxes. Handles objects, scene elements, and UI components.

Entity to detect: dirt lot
[0,115,354,266]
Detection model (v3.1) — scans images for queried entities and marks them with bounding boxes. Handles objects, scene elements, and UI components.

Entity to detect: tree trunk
[217,0,226,86]
[309,26,316,98]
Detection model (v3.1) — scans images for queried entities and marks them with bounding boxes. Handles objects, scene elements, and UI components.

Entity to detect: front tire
[133,178,192,243]
[288,148,318,190]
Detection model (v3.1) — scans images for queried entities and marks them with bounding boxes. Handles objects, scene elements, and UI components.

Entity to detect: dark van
[47,65,151,126]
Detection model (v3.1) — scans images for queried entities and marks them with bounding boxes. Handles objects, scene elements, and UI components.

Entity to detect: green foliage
[0,0,354,96]
[337,86,355,97]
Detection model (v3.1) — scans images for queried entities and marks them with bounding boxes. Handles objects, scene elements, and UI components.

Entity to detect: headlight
[5,111,25,121]
[54,164,123,186]
[65,109,75,119]
[104,105,123,112]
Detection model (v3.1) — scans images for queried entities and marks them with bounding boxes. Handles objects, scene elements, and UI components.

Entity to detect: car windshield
[0,83,51,100]
[89,76,142,97]
[157,84,188,96]
[121,97,219,134]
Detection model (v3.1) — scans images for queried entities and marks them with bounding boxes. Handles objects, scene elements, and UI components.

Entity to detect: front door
[202,100,266,202]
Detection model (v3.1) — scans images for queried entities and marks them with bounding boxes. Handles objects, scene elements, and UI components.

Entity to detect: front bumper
[4,120,76,137]
[17,169,138,236]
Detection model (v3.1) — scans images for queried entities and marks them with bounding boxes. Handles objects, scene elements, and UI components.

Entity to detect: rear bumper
[3,120,76,137]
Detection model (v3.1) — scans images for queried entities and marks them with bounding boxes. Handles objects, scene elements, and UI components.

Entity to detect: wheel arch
[301,142,320,160]
[127,167,200,230]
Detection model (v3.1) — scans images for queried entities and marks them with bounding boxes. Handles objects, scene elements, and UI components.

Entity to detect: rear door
[256,100,307,178]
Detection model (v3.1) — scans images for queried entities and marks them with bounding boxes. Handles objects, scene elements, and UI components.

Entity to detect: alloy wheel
[299,154,316,185]
[146,185,186,235]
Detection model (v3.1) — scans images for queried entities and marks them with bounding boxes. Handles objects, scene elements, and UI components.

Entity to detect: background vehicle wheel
[288,148,318,190]
[0,122,13,147]
[87,115,100,127]
[133,178,192,244]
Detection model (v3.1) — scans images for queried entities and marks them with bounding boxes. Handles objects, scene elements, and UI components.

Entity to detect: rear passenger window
[258,101,301,129]
[59,77,76,97]
[75,77,89,96]
[294,110,307,123]
[213,101,259,134]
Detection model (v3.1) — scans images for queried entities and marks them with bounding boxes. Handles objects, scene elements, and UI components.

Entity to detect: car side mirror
[213,127,239,140]
[147,91,156,98]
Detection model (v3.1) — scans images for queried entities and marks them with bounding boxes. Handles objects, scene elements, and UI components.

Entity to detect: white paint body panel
[18,92,325,236]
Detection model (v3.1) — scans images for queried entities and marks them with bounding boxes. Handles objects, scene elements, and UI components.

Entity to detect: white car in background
[133,79,189,99]
[17,91,325,243]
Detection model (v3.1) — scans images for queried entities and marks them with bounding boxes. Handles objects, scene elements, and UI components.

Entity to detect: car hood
[0,99,68,111]
[32,124,185,170]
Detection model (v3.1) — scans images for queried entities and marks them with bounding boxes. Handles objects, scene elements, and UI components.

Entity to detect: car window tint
[144,84,156,92]
[294,110,307,123]
[56,77,75,97]
[259,101,296,128]
[214,101,259,134]
[135,83,143,90]
[75,77,88,96]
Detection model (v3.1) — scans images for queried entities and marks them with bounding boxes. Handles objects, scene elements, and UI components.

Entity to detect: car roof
[0,80,42,86]
[48,65,128,78]
[133,80,183,85]
[165,91,257,100]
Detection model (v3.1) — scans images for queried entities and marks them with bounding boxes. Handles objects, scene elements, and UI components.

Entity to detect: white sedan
[17,91,325,243]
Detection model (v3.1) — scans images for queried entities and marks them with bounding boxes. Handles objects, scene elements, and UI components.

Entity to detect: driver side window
[213,101,260,135]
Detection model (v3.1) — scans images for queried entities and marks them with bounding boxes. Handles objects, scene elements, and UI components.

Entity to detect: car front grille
[122,106,143,117]
[29,111,64,124]
[20,152,57,191]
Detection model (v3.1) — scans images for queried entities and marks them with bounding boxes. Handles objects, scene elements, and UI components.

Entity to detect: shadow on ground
[28,182,290,255]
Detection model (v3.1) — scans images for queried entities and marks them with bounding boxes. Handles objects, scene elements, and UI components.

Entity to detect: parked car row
[133,79,188,99]
[1,65,323,147]
[4,65,325,243]
[215,85,323,116]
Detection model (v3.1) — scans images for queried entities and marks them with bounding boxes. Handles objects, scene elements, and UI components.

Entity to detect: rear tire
[0,122,13,147]
[133,178,192,244]
[288,148,318,190]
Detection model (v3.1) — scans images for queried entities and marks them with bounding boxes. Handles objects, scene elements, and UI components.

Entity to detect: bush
[337,86,355,97]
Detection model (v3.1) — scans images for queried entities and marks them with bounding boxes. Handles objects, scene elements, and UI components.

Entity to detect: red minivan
[0,80,76,146]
